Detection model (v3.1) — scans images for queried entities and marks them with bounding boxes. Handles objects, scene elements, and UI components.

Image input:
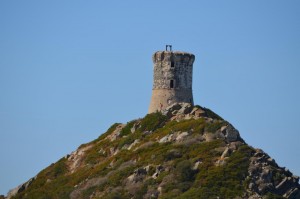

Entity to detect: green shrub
[192,145,254,198]
[140,112,167,132]
[146,118,206,142]
[168,119,206,134]
[120,121,135,137]
[205,120,225,133]
[164,149,182,161]
[107,166,135,187]
[13,107,276,199]
[118,136,135,149]
[80,123,121,149]
[98,123,121,140]
[101,192,124,199]
[175,160,196,182]
[202,107,223,120]
[52,159,67,177]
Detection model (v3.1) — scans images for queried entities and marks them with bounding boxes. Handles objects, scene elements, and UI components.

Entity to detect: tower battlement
[152,51,195,63]
[148,47,195,113]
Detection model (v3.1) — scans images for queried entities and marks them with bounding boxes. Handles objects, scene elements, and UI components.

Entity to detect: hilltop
[5,103,300,199]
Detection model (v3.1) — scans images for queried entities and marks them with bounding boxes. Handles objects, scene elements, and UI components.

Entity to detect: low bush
[139,112,167,132]
[120,121,136,137]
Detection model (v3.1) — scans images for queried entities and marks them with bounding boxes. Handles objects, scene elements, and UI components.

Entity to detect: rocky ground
[5,103,300,199]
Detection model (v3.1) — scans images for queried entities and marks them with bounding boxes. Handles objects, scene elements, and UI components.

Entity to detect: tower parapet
[148,48,195,113]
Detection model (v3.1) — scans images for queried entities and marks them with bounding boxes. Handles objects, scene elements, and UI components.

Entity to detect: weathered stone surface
[178,134,204,146]
[152,165,165,179]
[6,103,300,199]
[127,168,147,184]
[192,160,202,170]
[248,193,262,199]
[165,103,182,112]
[284,187,300,199]
[105,124,125,141]
[159,133,174,143]
[70,177,107,199]
[161,103,213,122]
[222,124,240,142]
[127,139,139,150]
[194,109,206,117]
[66,144,94,174]
[148,50,195,113]
[143,188,159,199]
[221,147,230,159]
[203,132,216,142]
[247,149,300,197]
[135,141,154,151]
[7,177,36,199]
[109,147,119,156]
[229,141,243,151]
[175,131,189,142]
[177,103,192,114]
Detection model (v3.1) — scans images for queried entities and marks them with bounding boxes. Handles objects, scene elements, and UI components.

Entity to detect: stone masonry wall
[148,51,195,113]
[148,89,193,113]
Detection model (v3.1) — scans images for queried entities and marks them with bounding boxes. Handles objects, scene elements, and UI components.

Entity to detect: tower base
[148,89,194,113]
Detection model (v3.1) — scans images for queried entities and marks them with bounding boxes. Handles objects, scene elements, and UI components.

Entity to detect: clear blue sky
[0,0,299,195]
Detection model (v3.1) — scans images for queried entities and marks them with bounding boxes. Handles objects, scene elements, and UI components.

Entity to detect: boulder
[127,139,139,150]
[7,177,36,199]
[220,147,230,159]
[284,187,300,199]
[276,177,296,195]
[229,141,243,151]
[222,124,240,142]
[152,165,164,179]
[190,107,206,117]
[159,134,174,143]
[192,160,202,170]
[127,168,147,184]
[106,124,125,141]
[190,107,199,115]
[177,103,192,114]
[203,132,216,142]
[165,103,182,112]
[175,131,189,142]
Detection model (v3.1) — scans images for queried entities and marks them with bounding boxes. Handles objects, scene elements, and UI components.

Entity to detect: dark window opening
[170,80,174,88]
[171,61,174,68]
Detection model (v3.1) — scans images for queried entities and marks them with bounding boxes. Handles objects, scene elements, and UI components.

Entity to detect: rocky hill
[5,103,300,199]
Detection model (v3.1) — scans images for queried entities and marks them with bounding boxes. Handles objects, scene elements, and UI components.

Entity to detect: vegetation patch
[139,112,167,132]
[120,120,136,137]
[181,145,254,199]
[11,105,297,199]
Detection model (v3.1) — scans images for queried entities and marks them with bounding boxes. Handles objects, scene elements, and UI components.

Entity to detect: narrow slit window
[171,61,174,68]
[170,80,174,88]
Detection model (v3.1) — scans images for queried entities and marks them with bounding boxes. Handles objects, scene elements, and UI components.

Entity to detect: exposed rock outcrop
[6,103,300,199]
[247,149,300,198]
[6,177,36,199]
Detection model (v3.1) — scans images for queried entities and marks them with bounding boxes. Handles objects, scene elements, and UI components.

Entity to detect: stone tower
[148,46,195,113]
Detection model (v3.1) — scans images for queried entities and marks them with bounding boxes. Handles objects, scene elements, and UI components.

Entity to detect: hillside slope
[6,103,300,199]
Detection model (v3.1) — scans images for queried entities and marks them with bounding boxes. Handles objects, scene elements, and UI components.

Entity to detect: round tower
[148,46,195,113]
